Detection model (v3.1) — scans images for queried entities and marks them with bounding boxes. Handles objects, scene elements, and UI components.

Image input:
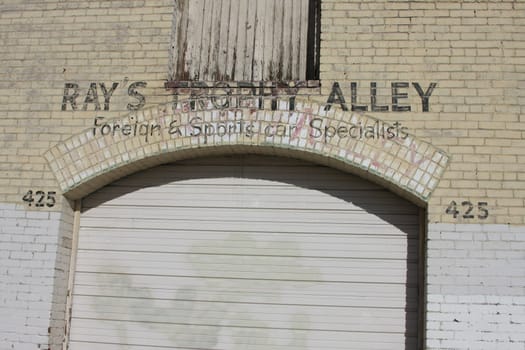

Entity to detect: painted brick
[0,203,63,350]
[0,0,524,348]
[427,223,525,349]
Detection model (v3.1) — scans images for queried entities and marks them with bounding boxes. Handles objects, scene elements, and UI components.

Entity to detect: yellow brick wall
[319,0,524,224]
[0,0,524,225]
[0,0,174,208]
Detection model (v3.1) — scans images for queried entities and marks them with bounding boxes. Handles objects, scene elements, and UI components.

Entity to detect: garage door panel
[80,216,418,233]
[75,251,417,284]
[71,297,418,334]
[70,341,417,350]
[75,242,419,261]
[79,224,416,237]
[76,250,416,271]
[82,201,416,220]
[70,318,415,350]
[73,272,418,306]
[79,228,417,243]
[79,222,418,238]
[82,189,416,213]
[73,268,417,285]
[77,233,418,256]
[71,156,420,349]
[68,342,191,350]
[87,184,387,197]
[73,286,417,310]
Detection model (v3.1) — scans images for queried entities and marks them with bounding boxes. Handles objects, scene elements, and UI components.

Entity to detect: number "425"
[446,201,488,220]
[22,190,56,208]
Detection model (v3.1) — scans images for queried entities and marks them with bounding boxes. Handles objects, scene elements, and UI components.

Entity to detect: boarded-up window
[169,0,320,81]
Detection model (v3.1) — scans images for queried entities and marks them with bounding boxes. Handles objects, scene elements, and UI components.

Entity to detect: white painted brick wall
[0,203,63,350]
[427,223,525,350]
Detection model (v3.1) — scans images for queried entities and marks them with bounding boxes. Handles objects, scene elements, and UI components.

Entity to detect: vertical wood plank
[185,0,205,80]
[252,0,265,81]
[272,1,284,79]
[217,0,231,80]
[225,0,239,80]
[234,0,248,80]
[198,0,214,80]
[263,0,275,79]
[282,1,293,80]
[168,1,180,80]
[299,0,309,80]
[174,0,190,80]
[243,0,257,80]
[291,0,300,80]
[208,0,223,80]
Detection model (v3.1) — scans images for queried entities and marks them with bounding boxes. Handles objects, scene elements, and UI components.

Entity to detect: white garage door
[69,156,420,350]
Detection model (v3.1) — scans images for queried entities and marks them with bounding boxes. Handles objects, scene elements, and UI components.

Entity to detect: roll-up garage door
[69,155,420,350]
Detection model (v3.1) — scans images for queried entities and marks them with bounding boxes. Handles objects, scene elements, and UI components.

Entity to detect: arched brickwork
[44,99,449,205]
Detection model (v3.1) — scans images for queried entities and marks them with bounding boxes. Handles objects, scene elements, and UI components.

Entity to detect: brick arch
[44,99,449,205]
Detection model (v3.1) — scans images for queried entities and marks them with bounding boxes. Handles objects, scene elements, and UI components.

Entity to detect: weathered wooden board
[172,0,309,81]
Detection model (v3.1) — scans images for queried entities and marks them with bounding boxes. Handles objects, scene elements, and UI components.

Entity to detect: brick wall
[0,0,523,349]
[427,223,525,349]
[320,0,525,224]
[0,203,63,350]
